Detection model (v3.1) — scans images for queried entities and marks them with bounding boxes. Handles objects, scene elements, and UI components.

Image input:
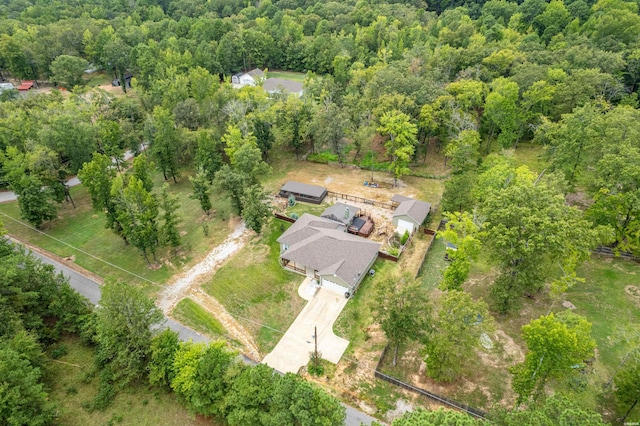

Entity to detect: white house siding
[395,218,415,235]
[239,75,256,86]
[321,277,349,295]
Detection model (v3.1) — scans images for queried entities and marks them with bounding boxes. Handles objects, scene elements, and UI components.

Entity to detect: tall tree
[226,364,276,426]
[49,54,89,89]
[148,328,180,388]
[240,184,272,234]
[95,279,164,389]
[423,291,495,382]
[511,311,596,404]
[159,184,181,247]
[615,362,640,422]
[149,106,180,183]
[438,212,481,291]
[392,408,480,425]
[189,170,213,215]
[377,110,417,186]
[477,159,601,312]
[492,395,606,425]
[375,274,431,366]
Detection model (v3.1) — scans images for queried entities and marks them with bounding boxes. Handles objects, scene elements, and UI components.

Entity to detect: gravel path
[158,221,260,357]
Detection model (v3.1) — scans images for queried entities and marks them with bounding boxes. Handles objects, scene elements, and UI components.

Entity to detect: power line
[0,210,163,287]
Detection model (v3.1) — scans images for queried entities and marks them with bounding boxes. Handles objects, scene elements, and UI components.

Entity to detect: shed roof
[321,202,360,225]
[17,81,34,90]
[246,68,264,78]
[280,181,327,198]
[263,77,303,93]
[278,214,380,287]
[393,199,432,226]
[391,194,413,203]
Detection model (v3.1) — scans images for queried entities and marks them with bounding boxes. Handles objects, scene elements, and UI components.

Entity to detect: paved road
[20,243,379,425]
[0,148,139,204]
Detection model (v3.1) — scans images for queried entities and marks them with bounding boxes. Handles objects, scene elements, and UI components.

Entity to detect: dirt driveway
[262,278,350,373]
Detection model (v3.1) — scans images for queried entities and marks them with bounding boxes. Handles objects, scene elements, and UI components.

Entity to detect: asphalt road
[23,244,379,426]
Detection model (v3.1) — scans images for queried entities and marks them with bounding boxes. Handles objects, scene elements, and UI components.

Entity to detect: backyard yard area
[266,70,306,81]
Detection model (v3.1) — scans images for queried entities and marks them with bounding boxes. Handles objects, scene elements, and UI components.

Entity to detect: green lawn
[266,70,306,82]
[0,169,232,296]
[83,71,113,87]
[203,219,304,352]
[417,237,448,290]
[172,298,226,338]
[45,335,215,426]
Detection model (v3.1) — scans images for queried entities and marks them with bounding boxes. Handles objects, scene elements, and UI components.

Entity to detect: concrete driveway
[263,278,350,374]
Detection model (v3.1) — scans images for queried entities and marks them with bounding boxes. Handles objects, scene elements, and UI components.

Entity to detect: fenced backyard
[327,191,395,210]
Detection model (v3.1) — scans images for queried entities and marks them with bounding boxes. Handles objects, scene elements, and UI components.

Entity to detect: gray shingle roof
[246,68,264,78]
[391,194,413,203]
[393,199,432,225]
[278,214,380,286]
[321,202,360,225]
[263,78,303,93]
[280,181,327,198]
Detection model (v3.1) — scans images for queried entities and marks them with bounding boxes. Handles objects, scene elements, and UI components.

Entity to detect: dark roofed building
[279,181,327,204]
[277,214,380,294]
[263,78,303,96]
[321,202,360,226]
[392,198,432,234]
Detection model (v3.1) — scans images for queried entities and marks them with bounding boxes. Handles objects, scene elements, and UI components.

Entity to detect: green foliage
[50,55,89,89]
[149,329,180,388]
[159,184,182,247]
[94,280,164,394]
[511,311,596,404]
[377,110,417,186]
[491,395,607,425]
[614,362,640,421]
[189,170,212,215]
[423,291,495,382]
[438,211,481,291]
[392,408,480,425]
[241,184,272,234]
[375,275,431,366]
[226,364,275,426]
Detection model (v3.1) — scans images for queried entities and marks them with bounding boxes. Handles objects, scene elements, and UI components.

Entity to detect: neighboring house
[279,181,327,204]
[0,82,15,93]
[392,197,432,235]
[231,68,264,87]
[263,77,303,97]
[17,80,34,91]
[321,202,360,227]
[278,213,380,295]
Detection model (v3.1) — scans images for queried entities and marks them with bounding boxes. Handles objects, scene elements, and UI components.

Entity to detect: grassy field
[0,169,232,296]
[45,336,215,426]
[172,298,226,338]
[267,70,306,81]
[83,71,113,87]
[203,219,304,352]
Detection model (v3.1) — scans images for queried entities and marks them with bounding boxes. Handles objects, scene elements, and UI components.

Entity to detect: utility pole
[314,325,318,373]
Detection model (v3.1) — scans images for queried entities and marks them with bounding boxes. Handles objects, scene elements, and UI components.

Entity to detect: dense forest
[1,0,640,423]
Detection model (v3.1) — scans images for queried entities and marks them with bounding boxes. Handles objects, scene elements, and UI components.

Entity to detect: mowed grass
[45,335,215,426]
[172,298,226,338]
[0,169,232,296]
[83,71,113,87]
[267,70,306,82]
[203,219,304,352]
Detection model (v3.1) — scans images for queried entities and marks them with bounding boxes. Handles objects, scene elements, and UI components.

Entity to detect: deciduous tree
[377,110,417,186]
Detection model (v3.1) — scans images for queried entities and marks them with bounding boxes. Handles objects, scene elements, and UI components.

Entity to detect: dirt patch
[625,285,640,307]
[386,399,414,423]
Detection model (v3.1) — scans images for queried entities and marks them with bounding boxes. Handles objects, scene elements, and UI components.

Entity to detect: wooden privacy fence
[375,346,487,420]
[327,191,395,210]
[273,213,296,223]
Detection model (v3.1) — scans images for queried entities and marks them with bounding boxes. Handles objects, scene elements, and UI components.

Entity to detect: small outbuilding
[279,181,327,204]
[392,197,432,235]
[232,68,264,87]
[321,202,360,226]
[17,80,34,91]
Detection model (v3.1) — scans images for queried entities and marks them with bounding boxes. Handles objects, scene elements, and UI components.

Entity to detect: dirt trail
[191,289,261,359]
[158,221,260,357]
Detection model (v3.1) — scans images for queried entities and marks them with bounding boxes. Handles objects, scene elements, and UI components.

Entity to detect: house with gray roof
[321,202,360,226]
[278,214,380,295]
[392,197,432,235]
[263,77,303,97]
[231,68,264,87]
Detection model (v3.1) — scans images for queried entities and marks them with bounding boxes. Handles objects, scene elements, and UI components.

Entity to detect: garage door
[321,278,348,295]
[397,219,415,235]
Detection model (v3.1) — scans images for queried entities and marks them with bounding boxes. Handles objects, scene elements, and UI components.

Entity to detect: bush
[51,344,68,359]
[307,151,338,164]
[387,246,400,257]
[400,230,410,245]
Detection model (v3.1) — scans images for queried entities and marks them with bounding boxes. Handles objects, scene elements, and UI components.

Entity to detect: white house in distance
[231,68,264,87]
[391,195,432,235]
[277,214,380,296]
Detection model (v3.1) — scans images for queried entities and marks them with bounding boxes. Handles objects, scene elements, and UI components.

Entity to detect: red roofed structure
[17,80,34,91]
